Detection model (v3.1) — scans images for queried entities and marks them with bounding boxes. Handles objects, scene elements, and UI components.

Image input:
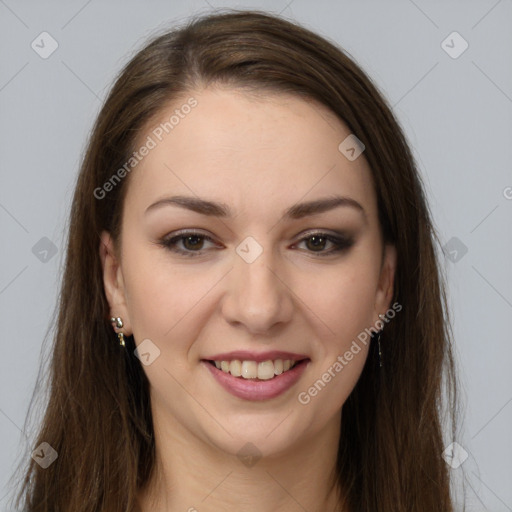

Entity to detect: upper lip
[204,350,310,363]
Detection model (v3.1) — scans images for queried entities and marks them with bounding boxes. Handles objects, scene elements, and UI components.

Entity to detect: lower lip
[202,360,310,401]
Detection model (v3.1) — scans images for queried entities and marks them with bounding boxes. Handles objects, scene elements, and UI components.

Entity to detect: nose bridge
[222,237,292,333]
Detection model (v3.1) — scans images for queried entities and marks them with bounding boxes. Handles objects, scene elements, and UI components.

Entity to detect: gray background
[1,0,511,510]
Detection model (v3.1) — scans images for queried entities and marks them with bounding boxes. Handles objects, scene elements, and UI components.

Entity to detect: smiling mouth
[204,358,309,380]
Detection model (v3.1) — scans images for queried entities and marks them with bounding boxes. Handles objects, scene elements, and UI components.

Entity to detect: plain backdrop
[1,1,511,510]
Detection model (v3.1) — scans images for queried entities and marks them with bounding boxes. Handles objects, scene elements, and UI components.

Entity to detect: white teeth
[212,358,300,379]
[229,360,242,377]
[241,361,257,379]
[257,361,275,380]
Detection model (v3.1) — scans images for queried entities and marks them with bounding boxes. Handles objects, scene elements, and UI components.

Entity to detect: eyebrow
[145,194,367,222]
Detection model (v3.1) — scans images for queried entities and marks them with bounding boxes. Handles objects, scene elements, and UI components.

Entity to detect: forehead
[125,86,377,222]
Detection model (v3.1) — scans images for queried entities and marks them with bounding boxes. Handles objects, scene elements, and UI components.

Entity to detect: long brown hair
[10,9,461,511]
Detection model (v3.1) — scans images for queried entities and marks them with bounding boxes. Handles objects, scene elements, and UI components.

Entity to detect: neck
[137,406,346,512]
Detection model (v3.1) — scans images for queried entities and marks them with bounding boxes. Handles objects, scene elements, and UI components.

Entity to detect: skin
[100,86,397,512]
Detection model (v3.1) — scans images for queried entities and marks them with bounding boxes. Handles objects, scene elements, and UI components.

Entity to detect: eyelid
[162,227,352,242]
[295,228,350,239]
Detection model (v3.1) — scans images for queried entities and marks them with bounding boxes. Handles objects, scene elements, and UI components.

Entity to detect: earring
[110,316,125,347]
[376,330,383,368]
[377,314,386,368]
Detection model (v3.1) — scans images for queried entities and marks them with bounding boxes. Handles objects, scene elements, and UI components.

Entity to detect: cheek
[297,273,373,416]
[299,259,380,345]
[121,245,203,342]
[307,342,370,418]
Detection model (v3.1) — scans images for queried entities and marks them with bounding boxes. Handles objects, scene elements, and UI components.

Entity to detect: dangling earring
[376,330,383,367]
[377,313,386,368]
[110,316,125,347]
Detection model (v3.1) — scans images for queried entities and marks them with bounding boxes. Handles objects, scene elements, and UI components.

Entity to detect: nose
[221,246,294,335]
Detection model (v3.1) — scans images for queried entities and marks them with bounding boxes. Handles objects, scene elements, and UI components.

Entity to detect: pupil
[307,236,325,251]
[184,235,203,250]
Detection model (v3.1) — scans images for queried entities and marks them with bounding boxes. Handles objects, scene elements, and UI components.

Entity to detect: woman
[12,9,460,511]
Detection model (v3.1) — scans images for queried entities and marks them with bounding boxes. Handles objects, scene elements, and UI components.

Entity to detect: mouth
[201,357,311,401]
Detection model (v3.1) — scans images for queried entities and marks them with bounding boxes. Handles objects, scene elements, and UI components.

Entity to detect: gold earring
[110,317,125,347]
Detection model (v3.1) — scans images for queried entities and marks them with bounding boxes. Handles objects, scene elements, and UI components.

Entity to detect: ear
[99,230,133,336]
[374,243,397,323]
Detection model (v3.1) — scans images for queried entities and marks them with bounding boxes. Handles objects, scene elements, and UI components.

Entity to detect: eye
[292,231,355,257]
[157,230,355,258]
[158,230,217,257]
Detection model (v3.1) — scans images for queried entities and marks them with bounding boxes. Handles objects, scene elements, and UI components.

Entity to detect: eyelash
[158,229,355,258]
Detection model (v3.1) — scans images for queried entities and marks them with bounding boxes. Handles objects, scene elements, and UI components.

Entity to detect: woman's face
[101,86,396,458]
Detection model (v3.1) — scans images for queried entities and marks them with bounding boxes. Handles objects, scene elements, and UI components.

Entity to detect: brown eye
[295,232,355,257]
[305,235,328,252]
[159,231,217,257]
[181,235,205,251]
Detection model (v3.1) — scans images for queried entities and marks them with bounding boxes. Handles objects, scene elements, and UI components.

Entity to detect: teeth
[230,359,242,377]
[257,361,275,380]
[241,360,257,379]
[213,359,299,379]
